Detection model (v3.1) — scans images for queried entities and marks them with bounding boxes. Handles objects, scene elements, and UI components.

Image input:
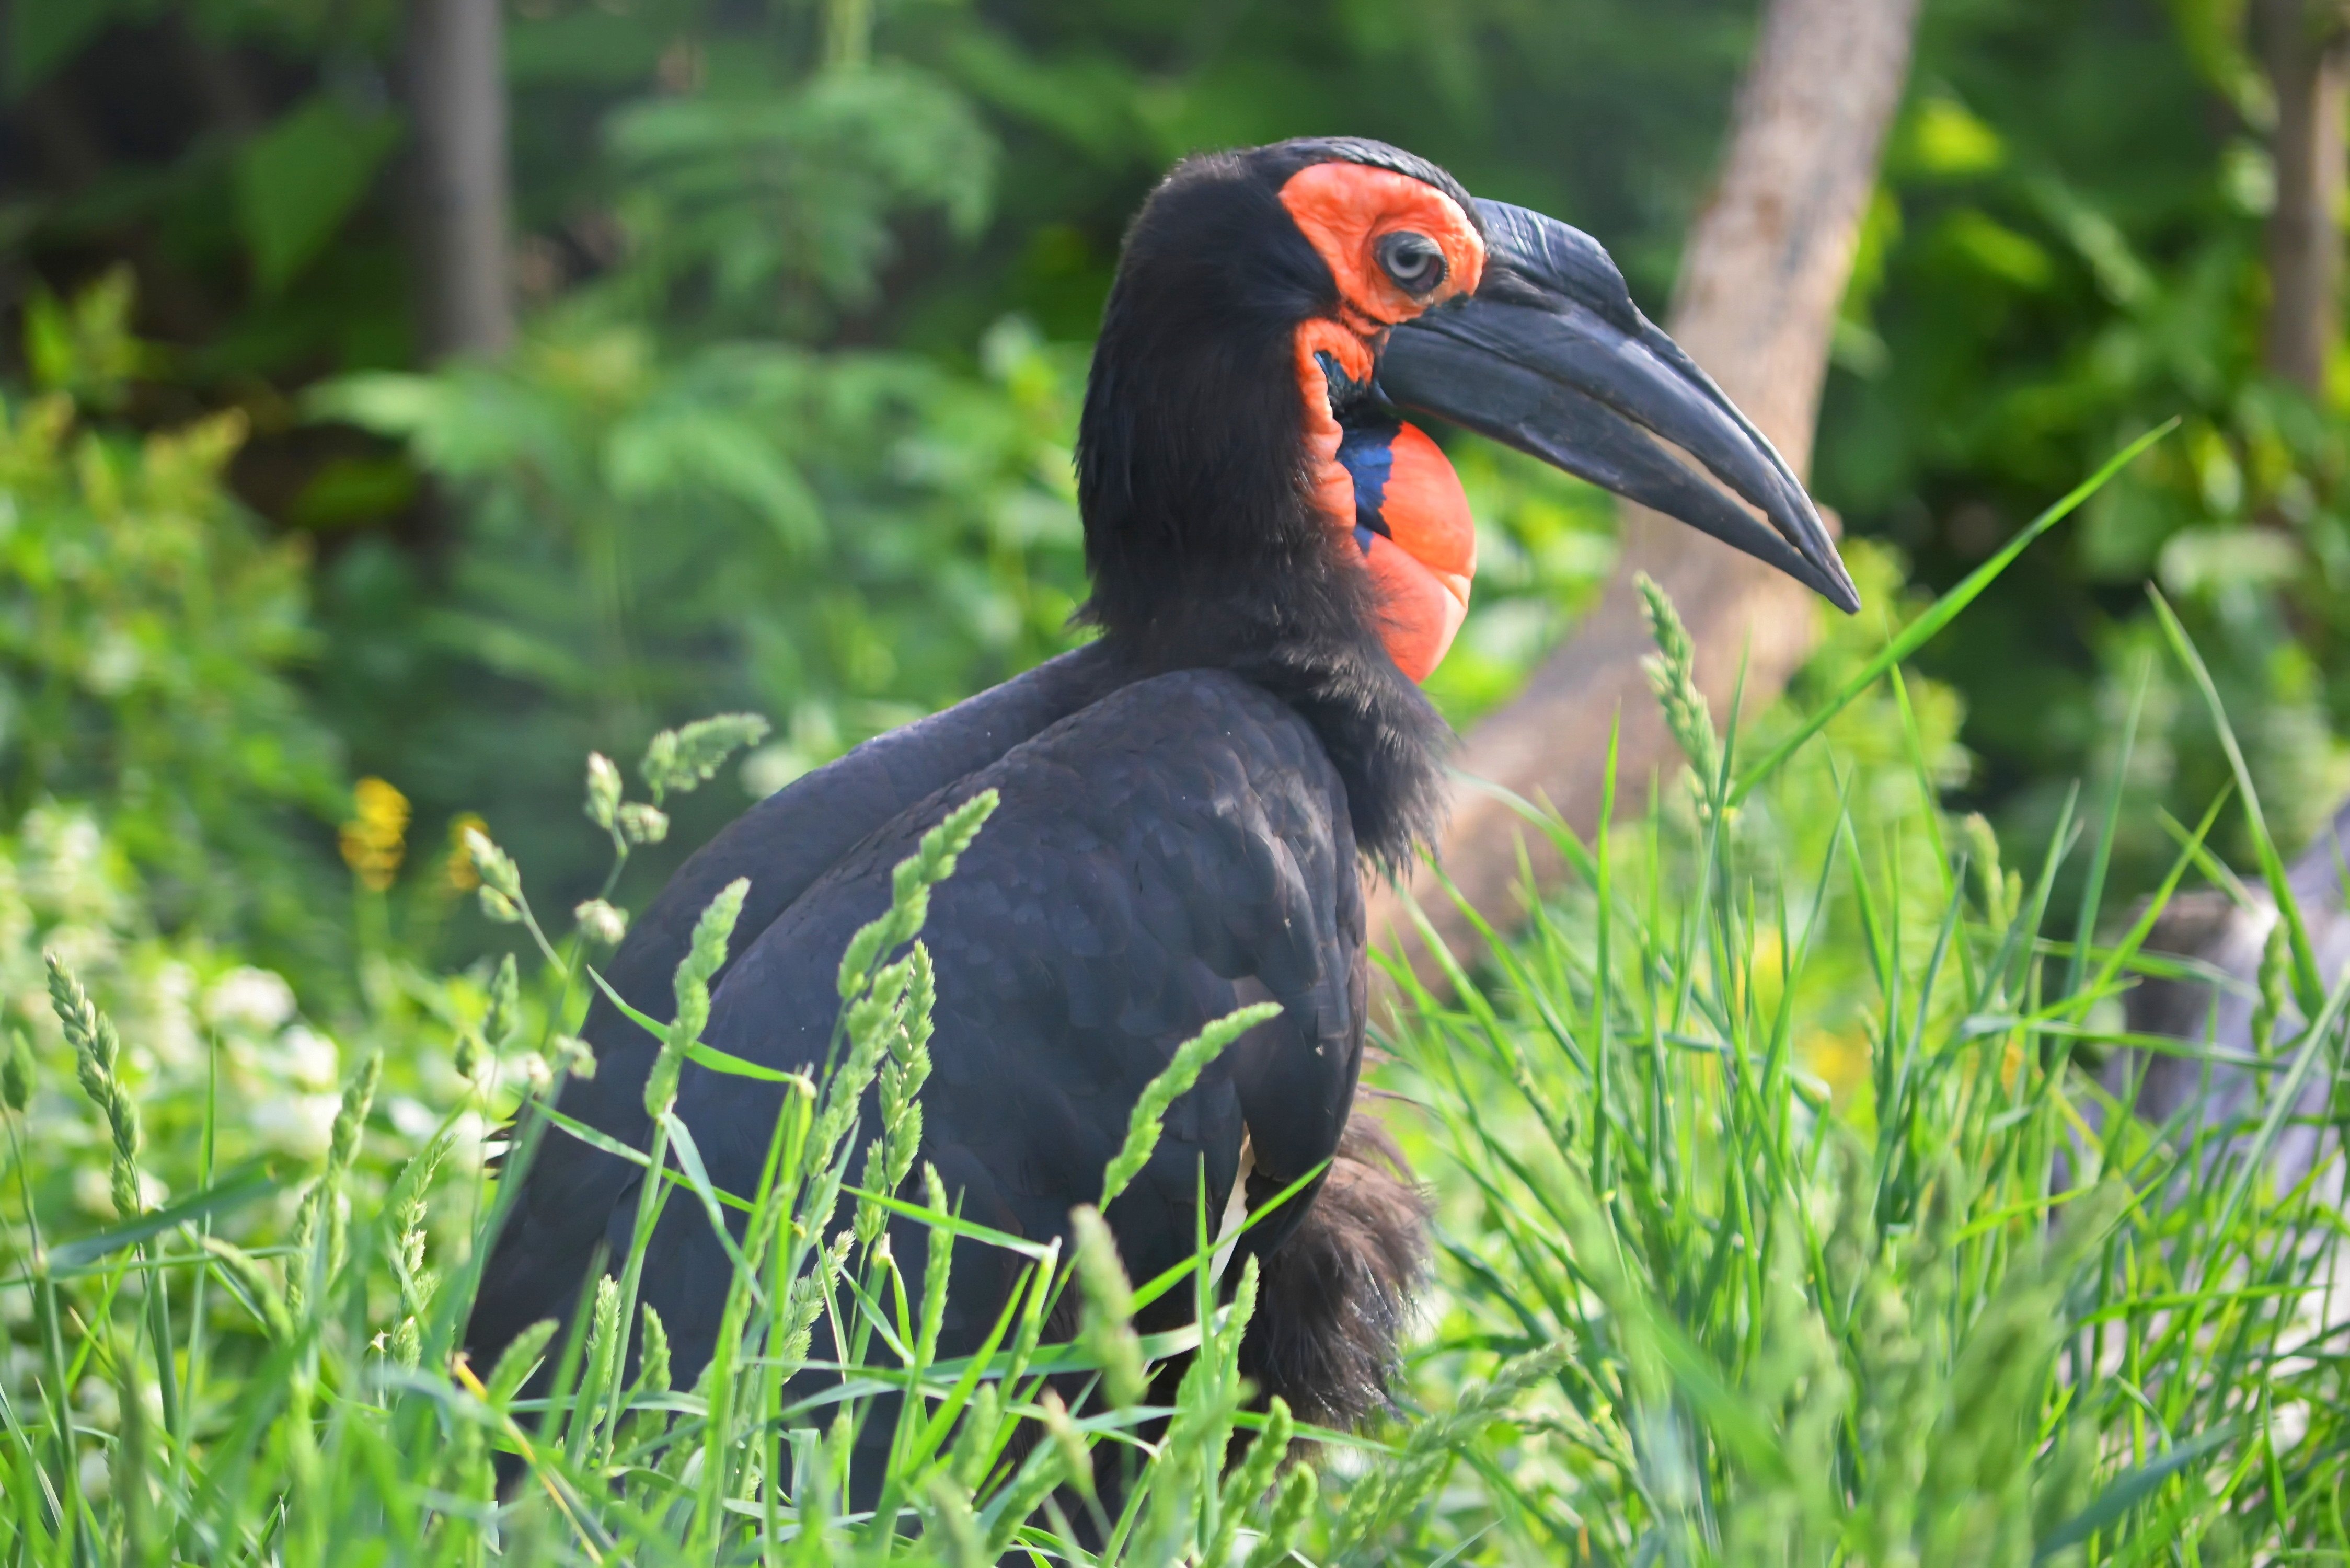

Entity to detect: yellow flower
[1803,1027,1874,1101]
[338,777,410,893]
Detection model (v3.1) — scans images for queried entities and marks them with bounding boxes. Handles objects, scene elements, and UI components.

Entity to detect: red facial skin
[1280,163,1487,683]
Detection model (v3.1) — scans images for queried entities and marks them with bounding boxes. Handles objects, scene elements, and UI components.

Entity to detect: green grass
[2,426,2345,1564]
[1375,572,2347,1564]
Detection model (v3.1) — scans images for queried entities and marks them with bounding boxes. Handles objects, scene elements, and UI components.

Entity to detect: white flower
[250,1091,340,1160]
[386,1097,439,1141]
[278,1025,340,1090]
[146,961,200,1069]
[22,806,123,926]
[85,629,141,696]
[0,852,32,959]
[74,1378,117,1421]
[449,1110,489,1172]
[205,967,296,1034]
[39,923,118,984]
[73,1166,112,1216]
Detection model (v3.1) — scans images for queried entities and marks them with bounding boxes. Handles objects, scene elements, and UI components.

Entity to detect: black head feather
[1075,139,1470,869]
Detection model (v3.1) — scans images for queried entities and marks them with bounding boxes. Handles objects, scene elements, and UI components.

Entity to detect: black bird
[468,137,1857,1459]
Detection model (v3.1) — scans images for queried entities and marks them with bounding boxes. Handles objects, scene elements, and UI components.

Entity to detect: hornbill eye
[1376,231,1447,294]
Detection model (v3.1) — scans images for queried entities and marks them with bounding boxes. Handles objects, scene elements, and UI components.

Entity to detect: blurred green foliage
[0,274,493,1289]
[1825,0,2350,894]
[0,271,344,979]
[309,312,1095,890]
[2,0,1727,943]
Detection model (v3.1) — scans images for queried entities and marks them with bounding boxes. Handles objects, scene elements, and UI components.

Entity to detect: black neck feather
[1073,148,1451,870]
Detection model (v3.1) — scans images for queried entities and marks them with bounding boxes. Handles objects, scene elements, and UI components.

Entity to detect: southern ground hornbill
[468,137,1857,1473]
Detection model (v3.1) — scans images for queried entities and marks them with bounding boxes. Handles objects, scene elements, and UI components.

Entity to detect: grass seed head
[640,712,770,803]
[616,802,669,845]
[1071,1203,1145,1406]
[1636,571,1721,790]
[460,826,521,901]
[485,952,521,1046]
[584,751,622,831]
[574,897,628,947]
[485,1319,560,1406]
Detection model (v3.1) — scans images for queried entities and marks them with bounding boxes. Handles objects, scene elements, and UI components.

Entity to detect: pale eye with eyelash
[1376,231,1447,295]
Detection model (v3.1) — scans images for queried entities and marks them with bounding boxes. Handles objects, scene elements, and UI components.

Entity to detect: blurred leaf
[1933,208,2057,292]
[605,408,824,554]
[287,454,420,530]
[236,95,404,296]
[1902,93,2006,179]
[23,266,143,407]
[506,7,671,86]
[937,27,1147,162]
[2163,0,2263,122]
[608,64,995,321]
[6,0,118,97]
[2034,1424,2240,1561]
[47,1162,277,1271]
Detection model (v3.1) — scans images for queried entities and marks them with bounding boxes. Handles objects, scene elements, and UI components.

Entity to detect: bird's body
[467,135,1856,1474]
[471,644,1424,1432]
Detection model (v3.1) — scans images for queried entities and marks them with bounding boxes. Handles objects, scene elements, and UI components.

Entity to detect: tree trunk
[402,0,514,360]
[1371,0,1921,985]
[2259,0,2349,393]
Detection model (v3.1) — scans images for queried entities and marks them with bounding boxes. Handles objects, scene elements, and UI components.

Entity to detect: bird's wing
[630,668,1365,1375]
[467,645,1124,1363]
[596,645,1126,1028]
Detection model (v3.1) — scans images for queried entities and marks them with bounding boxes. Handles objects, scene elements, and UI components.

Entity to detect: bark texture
[404,0,515,359]
[2259,0,2349,393]
[1373,0,1922,982]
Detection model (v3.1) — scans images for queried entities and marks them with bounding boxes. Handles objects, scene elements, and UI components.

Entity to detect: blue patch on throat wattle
[1336,417,1399,556]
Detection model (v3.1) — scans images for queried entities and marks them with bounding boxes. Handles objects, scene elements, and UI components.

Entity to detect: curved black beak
[1377,199,1860,614]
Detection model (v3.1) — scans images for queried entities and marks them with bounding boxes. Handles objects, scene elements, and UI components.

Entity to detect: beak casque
[1376,199,1861,614]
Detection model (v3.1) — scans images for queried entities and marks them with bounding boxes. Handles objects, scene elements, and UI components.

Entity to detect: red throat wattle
[1349,422,1476,683]
[1280,163,1486,683]
[1292,328,1475,682]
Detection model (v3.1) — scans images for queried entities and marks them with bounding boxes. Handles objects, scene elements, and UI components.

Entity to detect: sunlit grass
[1369,463,2347,1562]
